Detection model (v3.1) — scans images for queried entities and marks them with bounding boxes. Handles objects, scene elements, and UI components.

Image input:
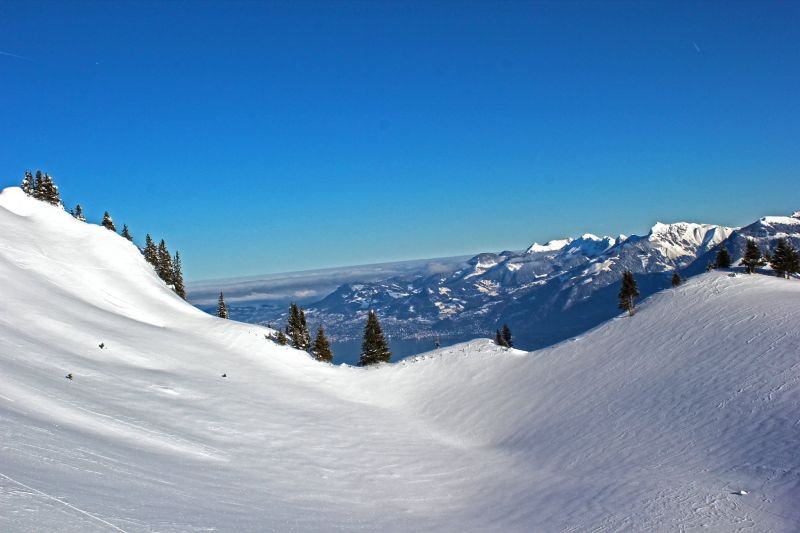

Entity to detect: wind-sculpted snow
[1,186,800,531]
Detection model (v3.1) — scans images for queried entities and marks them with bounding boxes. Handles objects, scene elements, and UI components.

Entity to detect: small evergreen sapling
[75,204,86,222]
[312,326,333,363]
[359,310,391,366]
[671,271,682,287]
[217,292,229,319]
[715,243,732,269]
[618,270,640,317]
[740,239,766,274]
[102,211,116,232]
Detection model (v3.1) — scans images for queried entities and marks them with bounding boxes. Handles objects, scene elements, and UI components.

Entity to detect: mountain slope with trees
[1,185,799,531]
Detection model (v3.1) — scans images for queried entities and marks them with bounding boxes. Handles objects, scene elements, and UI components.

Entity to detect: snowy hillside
[2,186,800,531]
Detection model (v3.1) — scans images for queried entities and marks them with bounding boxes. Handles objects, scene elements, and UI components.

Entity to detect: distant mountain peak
[526,238,571,254]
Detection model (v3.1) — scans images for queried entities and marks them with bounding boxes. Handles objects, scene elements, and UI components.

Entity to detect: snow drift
[1,187,799,532]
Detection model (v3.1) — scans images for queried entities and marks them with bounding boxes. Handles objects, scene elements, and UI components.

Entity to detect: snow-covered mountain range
[256,222,737,344]
[207,214,800,360]
[2,185,800,531]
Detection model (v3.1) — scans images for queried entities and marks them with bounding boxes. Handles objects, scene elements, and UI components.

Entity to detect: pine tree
[101,211,116,232]
[143,234,159,267]
[287,303,311,350]
[770,238,800,279]
[715,243,732,269]
[312,326,333,363]
[33,170,45,200]
[741,239,766,274]
[172,251,187,300]
[121,224,133,241]
[75,204,86,222]
[42,173,61,206]
[21,171,33,195]
[299,308,311,347]
[157,239,174,285]
[276,330,288,345]
[359,310,391,366]
[671,271,682,287]
[618,270,639,317]
[495,329,507,347]
[217,292,229,319]
[501,323,513,348]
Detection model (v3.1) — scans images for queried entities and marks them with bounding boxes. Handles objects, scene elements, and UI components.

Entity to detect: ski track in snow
[0,472,129,532]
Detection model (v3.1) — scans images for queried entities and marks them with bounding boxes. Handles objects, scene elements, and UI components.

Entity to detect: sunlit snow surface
[1,187,799,532]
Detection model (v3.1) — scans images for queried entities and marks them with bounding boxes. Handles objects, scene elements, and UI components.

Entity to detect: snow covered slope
[1,186,800,532]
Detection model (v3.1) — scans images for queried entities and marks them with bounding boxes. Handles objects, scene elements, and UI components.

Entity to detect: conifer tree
[501,323,513,348]
[21,171,33,195]
[75,204,86,222]
[143,234,159,267]
[172,251,186,300]
[33,170,45,200]
[217,292,229,319]
[299,308,311,347]
[276,330,288,345]
[359,311,391,366]
[42,173,61,206]
[495,329,507,347]
[121,224,133,241]
[101,211,116,232]
[287,303,311,350]
[715,243,732,269]
[770,238,800,279]
[671,271,682,287]
[741,239,766,274]
[157,239,174,285]
[618,270,639,317]
[312,326,333,363]
[287,303,300,343]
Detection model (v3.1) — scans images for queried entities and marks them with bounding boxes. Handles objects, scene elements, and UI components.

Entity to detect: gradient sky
[1,1,798,281]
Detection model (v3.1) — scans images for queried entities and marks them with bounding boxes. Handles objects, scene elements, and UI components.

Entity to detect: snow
[2,186,800,531]
[761,215,800,226]
[646,221,733,260]
[525,238,571,254]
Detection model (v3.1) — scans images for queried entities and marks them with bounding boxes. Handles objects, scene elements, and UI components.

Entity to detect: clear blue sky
[1,1,798,281]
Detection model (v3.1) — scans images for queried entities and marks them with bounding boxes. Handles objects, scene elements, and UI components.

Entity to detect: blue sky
[1,1,798,281]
